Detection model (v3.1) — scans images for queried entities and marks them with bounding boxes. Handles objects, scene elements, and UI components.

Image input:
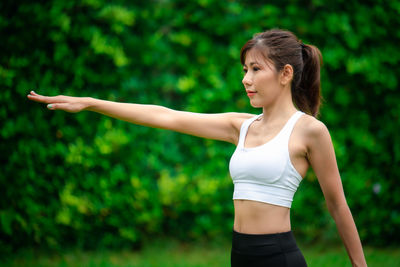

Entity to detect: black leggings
[231,230,307,267]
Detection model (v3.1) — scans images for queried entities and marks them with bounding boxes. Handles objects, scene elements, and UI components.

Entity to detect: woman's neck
[261,91,298,124]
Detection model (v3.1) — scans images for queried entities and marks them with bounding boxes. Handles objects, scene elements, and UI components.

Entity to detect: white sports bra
[229,111,304,208]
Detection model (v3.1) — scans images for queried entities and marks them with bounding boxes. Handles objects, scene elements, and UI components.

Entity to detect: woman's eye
[253,67,260,71]
[243,69,248,73]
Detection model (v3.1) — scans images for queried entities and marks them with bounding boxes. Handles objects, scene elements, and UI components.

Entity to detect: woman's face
[242,49,282,108]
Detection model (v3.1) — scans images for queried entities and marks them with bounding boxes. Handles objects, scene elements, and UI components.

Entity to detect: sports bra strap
[278,111,304,143]
[237,111,303,148]
[237,114,262,147]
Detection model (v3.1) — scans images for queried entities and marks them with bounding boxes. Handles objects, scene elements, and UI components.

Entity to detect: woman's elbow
[326,195,349,216]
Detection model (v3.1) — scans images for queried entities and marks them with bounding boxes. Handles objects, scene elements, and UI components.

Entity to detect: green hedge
[1,0,399,252]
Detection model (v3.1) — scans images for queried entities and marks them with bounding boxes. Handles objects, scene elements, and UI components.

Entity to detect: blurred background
[1,0,399,266]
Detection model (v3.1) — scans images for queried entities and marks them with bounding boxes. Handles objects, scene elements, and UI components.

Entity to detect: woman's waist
[233,199,291,234]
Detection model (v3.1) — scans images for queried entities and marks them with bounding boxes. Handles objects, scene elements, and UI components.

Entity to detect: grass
[2,240,399,267]
[303,244,400,267]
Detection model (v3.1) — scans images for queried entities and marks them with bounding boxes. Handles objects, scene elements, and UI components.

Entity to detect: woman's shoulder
[225,112,257,122]
[297,113,330,141]
[225,112,257,131]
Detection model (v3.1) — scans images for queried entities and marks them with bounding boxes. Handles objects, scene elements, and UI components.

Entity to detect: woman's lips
[246,91,256,97]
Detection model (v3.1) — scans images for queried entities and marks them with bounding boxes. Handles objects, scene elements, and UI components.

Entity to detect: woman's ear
[280,64,294,86]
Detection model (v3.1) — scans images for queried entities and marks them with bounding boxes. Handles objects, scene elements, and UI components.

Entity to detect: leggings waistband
[232,230,299,253]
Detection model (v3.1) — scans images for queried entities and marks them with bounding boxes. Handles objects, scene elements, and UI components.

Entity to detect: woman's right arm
[27,91,253,144]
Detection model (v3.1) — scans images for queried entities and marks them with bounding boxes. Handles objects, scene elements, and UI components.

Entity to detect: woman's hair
[240,29,322,117]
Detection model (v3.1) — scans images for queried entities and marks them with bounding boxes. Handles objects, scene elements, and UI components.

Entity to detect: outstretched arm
[27,91,253,144]
[305,120,367,267]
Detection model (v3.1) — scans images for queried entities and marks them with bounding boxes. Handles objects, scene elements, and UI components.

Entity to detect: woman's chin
[249,101,263,108]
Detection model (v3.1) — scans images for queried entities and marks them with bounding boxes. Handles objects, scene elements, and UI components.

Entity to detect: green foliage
[1,0,399,252]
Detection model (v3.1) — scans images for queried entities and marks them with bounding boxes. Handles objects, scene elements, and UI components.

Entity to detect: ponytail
[240,29,323,117]
[294,44,323,117]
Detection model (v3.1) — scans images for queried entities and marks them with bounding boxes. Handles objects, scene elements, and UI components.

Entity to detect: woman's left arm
[306,120,367,267]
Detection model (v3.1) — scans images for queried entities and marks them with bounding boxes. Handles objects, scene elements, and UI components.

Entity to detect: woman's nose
[242,73,252,86]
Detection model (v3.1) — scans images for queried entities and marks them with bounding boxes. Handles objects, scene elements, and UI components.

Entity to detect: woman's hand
[27,91,89,113]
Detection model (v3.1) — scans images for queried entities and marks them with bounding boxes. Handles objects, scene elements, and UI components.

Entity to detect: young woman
[27,29,367,266]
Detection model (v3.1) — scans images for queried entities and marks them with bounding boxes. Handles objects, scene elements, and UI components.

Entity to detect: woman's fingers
[28,91,83,113]
[27,91,51,103]
[28,91,42,98]
[27,91,63,104]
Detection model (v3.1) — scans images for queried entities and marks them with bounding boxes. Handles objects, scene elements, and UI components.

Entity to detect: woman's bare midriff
[233,199,291,234]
